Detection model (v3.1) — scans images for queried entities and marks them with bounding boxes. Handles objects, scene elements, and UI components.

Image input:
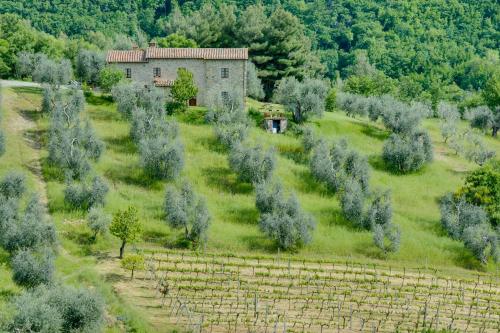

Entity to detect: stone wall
[111,59,246,106]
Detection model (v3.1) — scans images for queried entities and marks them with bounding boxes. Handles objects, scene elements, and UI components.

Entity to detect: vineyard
[101,249,500,333]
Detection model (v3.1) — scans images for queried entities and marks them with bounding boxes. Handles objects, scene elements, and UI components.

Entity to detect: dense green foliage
[1,0,498,100]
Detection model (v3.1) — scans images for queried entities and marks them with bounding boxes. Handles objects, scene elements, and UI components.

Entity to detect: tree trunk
[492,126,498,137]
[131,267,135,279]
[119,240,126,259]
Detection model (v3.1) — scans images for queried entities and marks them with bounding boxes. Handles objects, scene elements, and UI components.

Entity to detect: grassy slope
[0,87,156,332]
[81,93,499,273]
[2,86,500,329]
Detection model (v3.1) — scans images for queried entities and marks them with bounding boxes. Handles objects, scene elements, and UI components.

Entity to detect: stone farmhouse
[106,42,248,106]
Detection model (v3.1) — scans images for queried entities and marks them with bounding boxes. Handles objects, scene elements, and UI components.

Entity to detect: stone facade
[106,46,248,106]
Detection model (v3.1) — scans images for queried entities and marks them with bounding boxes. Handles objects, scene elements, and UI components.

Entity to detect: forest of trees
[0,0,498,100]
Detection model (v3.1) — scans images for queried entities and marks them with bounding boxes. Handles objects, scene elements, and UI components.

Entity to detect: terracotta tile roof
[106,50,146,63]
[153,78,175,87]
[106,47,248,63]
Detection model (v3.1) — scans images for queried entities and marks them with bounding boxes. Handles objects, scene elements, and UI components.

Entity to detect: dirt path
[2,83,48,205]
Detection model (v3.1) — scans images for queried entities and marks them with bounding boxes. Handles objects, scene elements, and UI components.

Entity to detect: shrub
[11,248,55,288]
[164,182,211,245]
[382,131,433,173]
[139,137,184,180]
[259,194,315,250]
[0,171,26,199]
[325,88,336,112]
[228,144,276,185]
[64,176,109,210]
[457,161,500,225]
[87,207,111,241]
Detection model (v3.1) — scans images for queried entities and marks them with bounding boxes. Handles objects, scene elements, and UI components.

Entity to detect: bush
[11,248,55,288]
[228,144,276,185]
[382,131,433,173]
[0,171,26,199]
[99,66,124,92]
[64,176,109,210]
[325,88,336,112]
[171,68,198,107]
[87,207,111,241]
[139,137,184,180]
[259,193,315,250]
[457,161,500,225]
[164,181,211,245]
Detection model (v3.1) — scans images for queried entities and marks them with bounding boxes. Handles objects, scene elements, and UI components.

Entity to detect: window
[153,67,161,77]
[221,91,229,101]
[221,68,229,78]
[125,68,132,78]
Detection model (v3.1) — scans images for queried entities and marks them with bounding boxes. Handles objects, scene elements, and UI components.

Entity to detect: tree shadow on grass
[142,229,171,245]
[104,272,127,283]
[19,108,44,123]
[224,207,259,225]
[277,143,307,165]
[201,166,253,195]
[12,86,42,95]
[355,241,389,261]
[359,123,389,141]
[175,108,207,125]
[85,94,113,106]
[104,135,137,155]
[104,165,164,190]
[198,136,227,154]
[451,244,486,272]
[88,109,123,122]
[291,169,327,195]
[240,234,278,253]
[41,157,66,182]
[315,206,359,230]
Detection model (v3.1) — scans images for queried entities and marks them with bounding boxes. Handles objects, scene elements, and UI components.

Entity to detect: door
[189,98,197,106]
[272,120,281,133]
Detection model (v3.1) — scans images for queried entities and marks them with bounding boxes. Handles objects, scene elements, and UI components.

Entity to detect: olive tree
[110,206,142,259]
[467,106,493,133]
[164,181,211,245]
[259,193,315,250]
[32,55,73,88]
[87,207,111,241]
[139,136,184,180]
[76,49,105,85]
[382,130,433,173]
[0,171,26,199]
[228,144,276,185]
[255,181,285,215]
[438,102,460,143]
[206,89,249,148]
[112,82,140,119]
[273,77,329,123]
[64,176,109,210]
[301,126,318,154]
[11,247,55,288]
[463,131,496,166]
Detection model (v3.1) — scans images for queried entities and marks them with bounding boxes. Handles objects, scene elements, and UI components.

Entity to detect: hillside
[1,85,499,331]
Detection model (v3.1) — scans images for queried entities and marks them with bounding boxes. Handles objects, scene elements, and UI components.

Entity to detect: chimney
[149,41,157,48]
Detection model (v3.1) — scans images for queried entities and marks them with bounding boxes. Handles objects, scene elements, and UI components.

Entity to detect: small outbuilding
[264,110,287,134]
